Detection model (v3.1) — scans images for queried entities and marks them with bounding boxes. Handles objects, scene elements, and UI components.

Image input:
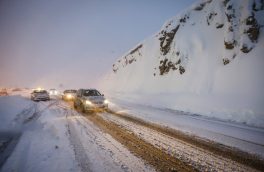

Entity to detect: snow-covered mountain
[100,0,264,127]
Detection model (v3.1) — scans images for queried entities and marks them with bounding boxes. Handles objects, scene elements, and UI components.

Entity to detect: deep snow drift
[100,0,264,127]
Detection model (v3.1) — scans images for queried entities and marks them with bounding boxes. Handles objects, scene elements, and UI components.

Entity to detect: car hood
[85,96,105,103]
[34,93,49,97]
[65,93,76,95]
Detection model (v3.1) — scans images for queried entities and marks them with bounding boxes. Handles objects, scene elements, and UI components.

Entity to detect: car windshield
[83,90,101,96]
[33,90,47,94]
[64,90,76,94]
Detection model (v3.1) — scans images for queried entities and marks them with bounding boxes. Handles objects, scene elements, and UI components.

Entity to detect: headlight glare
[85,100,92,105]
[104,100,109,104]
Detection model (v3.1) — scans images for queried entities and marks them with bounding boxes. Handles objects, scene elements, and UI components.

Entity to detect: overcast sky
[0,0,196,89]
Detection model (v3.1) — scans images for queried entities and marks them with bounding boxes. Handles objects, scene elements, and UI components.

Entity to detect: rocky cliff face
[106,0,264,93]
[113,0,263,76]
[100,0,264,126]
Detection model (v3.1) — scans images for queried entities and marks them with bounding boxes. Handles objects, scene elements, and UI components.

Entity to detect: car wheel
[81,104,86,113]
[74,102,77,109]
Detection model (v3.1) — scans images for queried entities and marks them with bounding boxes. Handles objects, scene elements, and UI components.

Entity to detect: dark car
[62,89,77,101]
[0,88,8,96]
[31,90,50,101]
[74,89,108,113]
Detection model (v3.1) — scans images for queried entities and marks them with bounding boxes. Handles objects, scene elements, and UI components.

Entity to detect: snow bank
[0,99,80,172]
[0,95,32,131]
[100,0,264,128]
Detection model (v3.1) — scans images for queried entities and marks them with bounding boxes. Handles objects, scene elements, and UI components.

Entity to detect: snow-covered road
[0,96,154,172]
[101,112,258,171]
[60,103,154,172]
[107,96,264,158]
[0,92,263,171]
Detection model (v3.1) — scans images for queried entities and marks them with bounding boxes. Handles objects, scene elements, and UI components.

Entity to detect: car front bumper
[63,95,75,100]
[33,96,50,101]
[84,103,108,111]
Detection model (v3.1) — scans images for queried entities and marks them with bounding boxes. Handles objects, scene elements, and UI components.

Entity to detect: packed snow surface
[0,90,263,171]
[106,96,264,158]
[0,93,154,172]
[101,112,259,171]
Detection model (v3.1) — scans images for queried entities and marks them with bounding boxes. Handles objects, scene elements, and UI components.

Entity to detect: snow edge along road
[58,101,264,171]
[101,111,263,171]
[89,108,264,171]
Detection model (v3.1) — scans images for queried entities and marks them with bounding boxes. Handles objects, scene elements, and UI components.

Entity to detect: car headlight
[104,99,109,104]
[54,91,58,95]
[67,94,72,99]
[85,100,92,105]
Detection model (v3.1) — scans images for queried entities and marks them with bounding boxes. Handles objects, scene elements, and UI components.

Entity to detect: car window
[77,90,82,97]
[64,90,77,93]
[34,90,47,94]
[83,90,101,96]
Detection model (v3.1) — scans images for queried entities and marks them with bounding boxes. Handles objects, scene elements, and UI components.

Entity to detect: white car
[62,89,77,101]
[31,90,50,101]
[74,89,108,113]
[49,89,58,96]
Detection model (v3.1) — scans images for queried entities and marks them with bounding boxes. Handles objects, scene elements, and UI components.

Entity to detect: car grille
[92,101,103,105]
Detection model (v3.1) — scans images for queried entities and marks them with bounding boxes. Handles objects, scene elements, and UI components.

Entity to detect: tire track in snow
[23,100,59,124]
[0,132,21,170]
[67,113,91,172]
[65,110,92,172]
[85,113,194,172]
[101,112,262,172]
[13,103,37,124]
[13,100,56,125]
[58,101,155,172]
[72,114,139,172]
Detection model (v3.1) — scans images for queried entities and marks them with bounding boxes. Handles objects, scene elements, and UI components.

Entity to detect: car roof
[33,90,47,92]
[80,89,99,91]
[64,89,76,92]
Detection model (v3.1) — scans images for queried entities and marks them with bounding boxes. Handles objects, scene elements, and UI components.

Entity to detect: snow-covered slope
[100,0,264,127]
